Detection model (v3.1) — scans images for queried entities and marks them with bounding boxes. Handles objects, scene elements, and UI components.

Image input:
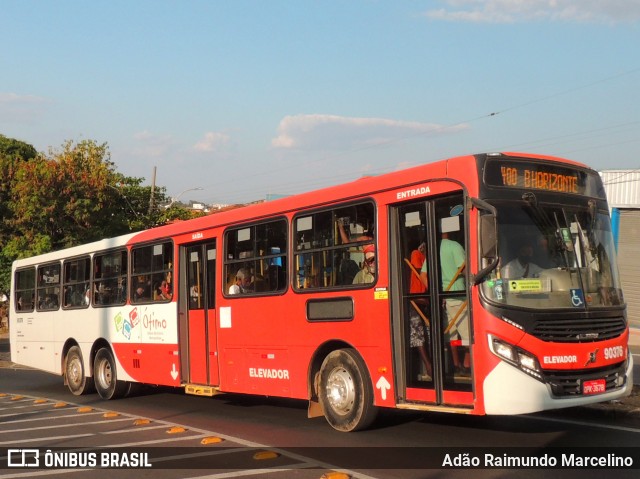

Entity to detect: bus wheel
[319,348,378,432]
[64,346,94,396]
[93,348,128,400]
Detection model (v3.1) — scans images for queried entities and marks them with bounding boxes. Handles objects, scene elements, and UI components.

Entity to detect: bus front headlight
[490,336,542,380]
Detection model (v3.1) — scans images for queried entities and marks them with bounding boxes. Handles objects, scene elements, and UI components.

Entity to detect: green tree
[0,135,38,294]
[8,140,171,251]
[0,138,186,293]
[0,134,37,160]
[0,135,200,296]
[0,135,37,242]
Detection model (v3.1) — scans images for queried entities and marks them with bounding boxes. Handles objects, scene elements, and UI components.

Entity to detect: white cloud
[271,114,467,151]
[424,0,640,24]
[193,131,231,153]
[0,92,47,105]
[0,92,50,124]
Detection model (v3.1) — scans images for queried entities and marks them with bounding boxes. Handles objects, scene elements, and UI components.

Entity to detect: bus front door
[392,193,473,408]
[179,241,219,387]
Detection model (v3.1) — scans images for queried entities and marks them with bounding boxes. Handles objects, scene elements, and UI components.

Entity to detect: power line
[197,67,640,204]
[493,121,640,152]
[483,68,640,119]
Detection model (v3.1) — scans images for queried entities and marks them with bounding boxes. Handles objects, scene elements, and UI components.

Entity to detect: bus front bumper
[482,355,634,415]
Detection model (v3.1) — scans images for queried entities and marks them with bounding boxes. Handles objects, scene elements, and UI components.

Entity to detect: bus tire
[93,347,128,400]
[319,348,378,432]
[64,346,94,396]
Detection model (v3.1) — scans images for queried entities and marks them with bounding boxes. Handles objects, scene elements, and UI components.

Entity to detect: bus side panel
[103,303,181,387]
[112,342,180,386]
[216,289,396,406]
[10,311,56,374]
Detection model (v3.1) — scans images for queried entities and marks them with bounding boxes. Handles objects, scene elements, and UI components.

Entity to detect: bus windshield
[481,199,624,309]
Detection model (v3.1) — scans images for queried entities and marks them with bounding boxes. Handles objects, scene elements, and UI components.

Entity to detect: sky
[1,0,639,206]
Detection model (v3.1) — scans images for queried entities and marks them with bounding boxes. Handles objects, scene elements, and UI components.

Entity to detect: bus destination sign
[484,159,589,195]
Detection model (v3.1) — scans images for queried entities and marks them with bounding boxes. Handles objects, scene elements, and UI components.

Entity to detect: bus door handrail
[403,258,431,328]
[443,261,468,335]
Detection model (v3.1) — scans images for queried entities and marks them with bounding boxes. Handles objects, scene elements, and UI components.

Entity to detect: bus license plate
[583,379,606,395]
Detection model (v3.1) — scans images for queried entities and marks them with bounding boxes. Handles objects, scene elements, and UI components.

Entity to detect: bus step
[396,403,473,414]
[185,384,220,397]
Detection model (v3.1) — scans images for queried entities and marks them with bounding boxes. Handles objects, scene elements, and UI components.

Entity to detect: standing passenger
[440,228,470,375]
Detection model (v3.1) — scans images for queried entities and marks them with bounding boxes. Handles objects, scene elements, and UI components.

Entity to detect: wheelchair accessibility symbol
[570,289,585,307]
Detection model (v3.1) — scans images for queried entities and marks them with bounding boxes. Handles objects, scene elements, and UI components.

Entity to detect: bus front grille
[531,317,626,342]
[543,362,627,398]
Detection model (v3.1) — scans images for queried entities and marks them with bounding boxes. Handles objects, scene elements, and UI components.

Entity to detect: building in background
[600,170,640,330]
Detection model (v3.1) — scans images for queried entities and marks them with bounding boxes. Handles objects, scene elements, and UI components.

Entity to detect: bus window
[14,268,35,312]
[62,257,91,309]
[294,202,375,290]
[93,249,128,306]
[224,219,287,295]
[37,263,61,311]
[131,242,173,302]
[484,203,624,309]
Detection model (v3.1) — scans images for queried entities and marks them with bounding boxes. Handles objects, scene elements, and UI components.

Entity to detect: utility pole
[148,166,157,215]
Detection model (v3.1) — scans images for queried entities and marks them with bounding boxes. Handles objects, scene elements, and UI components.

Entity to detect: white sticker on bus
[220,307,232,328]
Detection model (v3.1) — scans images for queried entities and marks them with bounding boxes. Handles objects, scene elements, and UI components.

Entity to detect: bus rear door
[179,240,219,389]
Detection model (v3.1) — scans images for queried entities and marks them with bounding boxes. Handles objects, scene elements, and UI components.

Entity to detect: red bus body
[11,152,632,431]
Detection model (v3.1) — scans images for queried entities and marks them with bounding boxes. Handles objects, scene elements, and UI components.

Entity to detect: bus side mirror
[470,197,499,285]
[480,214,498,260]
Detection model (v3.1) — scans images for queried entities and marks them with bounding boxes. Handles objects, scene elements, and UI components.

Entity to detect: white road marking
[526,414,640,433]
[0,393,381,479]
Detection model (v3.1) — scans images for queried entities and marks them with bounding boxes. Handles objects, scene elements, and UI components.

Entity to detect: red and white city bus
[10,152,633,431]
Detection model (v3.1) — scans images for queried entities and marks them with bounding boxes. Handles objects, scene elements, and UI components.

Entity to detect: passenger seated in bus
[115,279,127,303]
[64,287,73,307]
[352,245,376,284]
[165,270,173,293]
[154,280,172,300]
[502,238,544,279]
[39,293,58,310]
[133,286,147,302]
[229,268,252,294]
[338,252,360,285]
[65,286,84,307]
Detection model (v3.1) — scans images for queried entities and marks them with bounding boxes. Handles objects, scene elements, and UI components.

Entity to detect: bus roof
[12,151,592,263]
[12,233,138,269]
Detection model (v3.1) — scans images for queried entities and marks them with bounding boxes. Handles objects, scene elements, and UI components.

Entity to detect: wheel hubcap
[325,367,355,415]
[68,358,81,385]
[98,360,112,387]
